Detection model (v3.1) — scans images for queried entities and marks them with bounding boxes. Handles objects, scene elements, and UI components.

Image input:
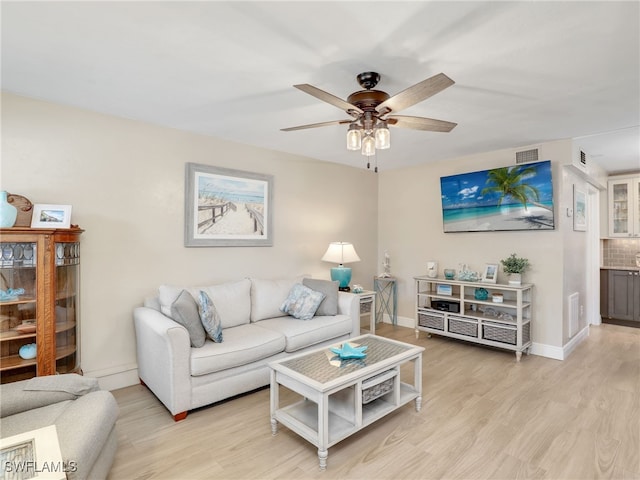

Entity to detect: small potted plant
[500,253,530,285]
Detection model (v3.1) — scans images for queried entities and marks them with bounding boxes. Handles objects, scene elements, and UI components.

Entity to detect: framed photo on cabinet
[30,204,72,229]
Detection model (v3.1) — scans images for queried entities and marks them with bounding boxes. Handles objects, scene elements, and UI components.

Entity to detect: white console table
[414,276,533,361]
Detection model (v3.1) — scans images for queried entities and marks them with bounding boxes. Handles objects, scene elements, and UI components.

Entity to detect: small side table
[374,276,397,325]
[354,290,376,334]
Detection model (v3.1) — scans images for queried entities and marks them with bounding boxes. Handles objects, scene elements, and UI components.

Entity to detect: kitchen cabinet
[608,175,640,237]
[601,269,640,322]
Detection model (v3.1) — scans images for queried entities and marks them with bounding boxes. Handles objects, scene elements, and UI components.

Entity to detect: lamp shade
[321,242,361,265]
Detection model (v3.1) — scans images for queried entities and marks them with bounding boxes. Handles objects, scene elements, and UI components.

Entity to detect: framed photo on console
[184,163,273,247]
[482,263,498,283]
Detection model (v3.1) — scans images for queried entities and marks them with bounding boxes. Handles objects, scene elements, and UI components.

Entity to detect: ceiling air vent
[515,148,539,164]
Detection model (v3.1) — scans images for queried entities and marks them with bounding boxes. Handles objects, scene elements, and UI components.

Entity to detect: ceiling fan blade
[281,119,353,132]
[387,115,457,132]
[376,73,455,114]
[294,84,364,116]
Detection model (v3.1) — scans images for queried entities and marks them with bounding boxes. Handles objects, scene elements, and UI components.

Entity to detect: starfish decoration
[330,343,368,359]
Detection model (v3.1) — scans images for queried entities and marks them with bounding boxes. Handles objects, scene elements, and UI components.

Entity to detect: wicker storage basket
[482,321,517,344]
[448,316,478,337]
[418,311,444,330]
[362,370,396,404]
[523,322,531,344]
[360,300,372,314]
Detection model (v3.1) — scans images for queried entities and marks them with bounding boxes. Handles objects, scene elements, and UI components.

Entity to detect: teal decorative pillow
[170,289,207,347]
[198,291,223,343]
[280,283,325,320]
[302,278,339,316]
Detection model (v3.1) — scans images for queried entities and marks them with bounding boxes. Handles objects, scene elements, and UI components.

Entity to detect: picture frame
[184,163,273,247]
[436,284,453,296]
[440,160,555,232]
[573,185,587,231]
[0,425,66,479]
[482,263,499,283]
[30,204,72,229]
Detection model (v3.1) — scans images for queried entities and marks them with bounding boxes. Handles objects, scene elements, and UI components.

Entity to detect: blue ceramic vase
[0,191,17,228]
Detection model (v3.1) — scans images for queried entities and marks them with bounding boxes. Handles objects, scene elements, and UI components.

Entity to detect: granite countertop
[600,265,640,271]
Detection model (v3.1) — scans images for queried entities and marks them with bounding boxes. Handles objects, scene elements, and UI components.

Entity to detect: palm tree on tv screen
[481,166,552,211]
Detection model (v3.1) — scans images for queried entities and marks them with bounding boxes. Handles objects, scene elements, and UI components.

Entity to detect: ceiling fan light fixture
[346,123,362,150]
[361,134,376,156]
[374,120,390,149]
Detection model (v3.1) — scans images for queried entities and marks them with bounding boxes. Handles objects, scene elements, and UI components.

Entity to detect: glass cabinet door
[0,242,38,383]
[611,181,630,235]
[608,177,640,238]
[55,242,80,374]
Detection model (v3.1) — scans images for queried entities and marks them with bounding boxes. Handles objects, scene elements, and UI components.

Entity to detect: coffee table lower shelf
[273,382,419,448]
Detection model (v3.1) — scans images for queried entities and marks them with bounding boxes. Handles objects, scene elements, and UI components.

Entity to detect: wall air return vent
[515,148,539,164]
[580,150,587,167]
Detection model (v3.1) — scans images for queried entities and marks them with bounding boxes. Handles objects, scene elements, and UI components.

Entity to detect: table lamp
[321,242,361,291]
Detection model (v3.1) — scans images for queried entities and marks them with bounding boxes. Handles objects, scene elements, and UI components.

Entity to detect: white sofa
[133,276,360,421]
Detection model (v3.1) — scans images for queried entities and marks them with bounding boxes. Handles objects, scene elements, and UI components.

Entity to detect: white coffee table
[269,334,424,470]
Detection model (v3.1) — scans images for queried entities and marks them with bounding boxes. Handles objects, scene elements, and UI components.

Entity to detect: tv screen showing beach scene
[440,160,555,232]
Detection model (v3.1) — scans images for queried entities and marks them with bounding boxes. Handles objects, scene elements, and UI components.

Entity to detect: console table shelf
[414,276,533,361]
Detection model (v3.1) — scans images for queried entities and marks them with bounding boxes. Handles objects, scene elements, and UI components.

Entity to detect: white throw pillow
[199,278,251,329]
[250,276,304,322]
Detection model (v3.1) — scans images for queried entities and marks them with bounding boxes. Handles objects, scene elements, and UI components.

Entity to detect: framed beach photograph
[440,160,555,232]
[482,263,499,283]
[184,163,273,247]
[30,204,72,229]
[573,185,587,231]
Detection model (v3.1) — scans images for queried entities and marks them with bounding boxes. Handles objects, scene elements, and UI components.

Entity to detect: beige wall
[2,92,602,386]
[1,93,378,387]
[378,140,578,351]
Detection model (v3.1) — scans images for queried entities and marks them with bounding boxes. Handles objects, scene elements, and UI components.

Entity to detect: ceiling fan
[281,71,457,165]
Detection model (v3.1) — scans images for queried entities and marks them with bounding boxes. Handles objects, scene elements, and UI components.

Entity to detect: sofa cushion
[190,324,285,376]
[280,283,325,320]
[250,276,304,322]
[170,290,206,347]
[256,314,352,353]
[159,279,251,329]
[198,291,223,343]
[302,278,339,316]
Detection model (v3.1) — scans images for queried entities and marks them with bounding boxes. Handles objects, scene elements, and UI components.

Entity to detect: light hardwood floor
[108,323,640,479]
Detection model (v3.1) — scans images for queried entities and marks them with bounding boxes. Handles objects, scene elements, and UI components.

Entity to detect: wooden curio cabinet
[0,227,83,383]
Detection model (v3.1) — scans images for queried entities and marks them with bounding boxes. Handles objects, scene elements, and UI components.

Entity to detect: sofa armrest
[338,291,360,337]
[133,306,192,416]
[0,374,99,418]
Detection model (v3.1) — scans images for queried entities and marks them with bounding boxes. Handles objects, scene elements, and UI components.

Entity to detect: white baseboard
[83,363,139,391]
[380,314,414,328]
[530,342,564,360]
[562,325,590,359]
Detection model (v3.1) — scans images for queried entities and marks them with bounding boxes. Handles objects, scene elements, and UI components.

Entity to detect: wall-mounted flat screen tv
[440,160,555,232]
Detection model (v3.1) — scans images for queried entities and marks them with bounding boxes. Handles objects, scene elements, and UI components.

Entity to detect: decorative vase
[508,273,522,285]
[19,343,36,360]
[0,191,18,228]
[474,287,489,300]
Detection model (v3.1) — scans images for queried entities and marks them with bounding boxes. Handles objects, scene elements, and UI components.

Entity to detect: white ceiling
[2,1,639,173]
